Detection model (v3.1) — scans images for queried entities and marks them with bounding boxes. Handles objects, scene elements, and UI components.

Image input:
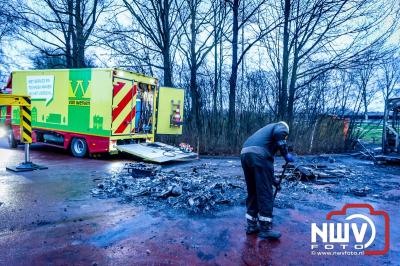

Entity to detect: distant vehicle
[0,68,190,162]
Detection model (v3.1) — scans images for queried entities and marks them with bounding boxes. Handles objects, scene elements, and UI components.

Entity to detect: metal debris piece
[355,139,378,164]
[350,186,372,197]
[314,179,339,185]
[326,187,346,194]
[295,166,314,180]
[158,185,182,198]
[123,162,161,177]
[188,198,195,206]
[291,161,351,181]
[374,155,400,165]
[314,171,334,179]
[310,155,336,164]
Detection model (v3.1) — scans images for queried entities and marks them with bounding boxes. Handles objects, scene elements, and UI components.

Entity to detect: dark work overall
[241,152,274,218]
[241,122,289,220]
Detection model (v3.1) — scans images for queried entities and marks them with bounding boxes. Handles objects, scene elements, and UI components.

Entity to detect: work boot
[245,214,259,235]
[258,216,281,240]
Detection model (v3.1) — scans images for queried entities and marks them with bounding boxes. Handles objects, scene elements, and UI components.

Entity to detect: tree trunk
[212,5,218,117]
[362,87,368,120]
[218,32,223,136]
[228,65,238,129]
[287,49,299,125]
[73,0,84,68]
[78,43,85,67]
[163,45,173,86]
[228,0,239,131]
[189,2,201,132]
[66,0,74,68]
[279,0,291,120]
[162,0,173,86]
[190,66,201,130]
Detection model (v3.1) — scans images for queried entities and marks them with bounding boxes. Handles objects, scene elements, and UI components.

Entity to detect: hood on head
[278,121,289,133]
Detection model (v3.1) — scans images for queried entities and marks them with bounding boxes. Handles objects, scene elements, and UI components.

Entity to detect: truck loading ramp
[116,142,197,163]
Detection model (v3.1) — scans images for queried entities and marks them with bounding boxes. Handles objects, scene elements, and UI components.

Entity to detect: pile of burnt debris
[350,139,400,165]
[92,162,246,213]
[288,155,349,184]
[91,155,399,213]
[286,155,400,201]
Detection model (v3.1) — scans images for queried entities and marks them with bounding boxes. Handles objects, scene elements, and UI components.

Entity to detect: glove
[284,153,295,163]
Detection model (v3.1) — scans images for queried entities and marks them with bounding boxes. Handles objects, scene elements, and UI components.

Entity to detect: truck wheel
[71,138,88,158]
[7,128,17,149]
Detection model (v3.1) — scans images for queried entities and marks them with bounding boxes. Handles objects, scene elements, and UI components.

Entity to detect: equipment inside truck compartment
[135,83,155,134]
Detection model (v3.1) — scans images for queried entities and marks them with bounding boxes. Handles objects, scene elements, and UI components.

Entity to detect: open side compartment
[135,83,156,134]
[111,76,156,136]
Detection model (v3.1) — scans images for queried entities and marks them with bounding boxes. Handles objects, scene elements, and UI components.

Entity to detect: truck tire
[71,138,88,158]
[7,128,17,149]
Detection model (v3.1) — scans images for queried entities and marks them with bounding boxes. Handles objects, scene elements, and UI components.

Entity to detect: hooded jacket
[241,122,289,159]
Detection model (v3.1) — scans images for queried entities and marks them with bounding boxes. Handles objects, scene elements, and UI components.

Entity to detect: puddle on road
[87,213,157,248]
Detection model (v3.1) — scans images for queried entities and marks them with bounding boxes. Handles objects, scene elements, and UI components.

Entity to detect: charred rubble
[92,162,246,213]
[91,156,400,213]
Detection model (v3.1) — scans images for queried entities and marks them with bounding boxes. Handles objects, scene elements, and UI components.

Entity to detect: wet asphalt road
[0,139,399,265]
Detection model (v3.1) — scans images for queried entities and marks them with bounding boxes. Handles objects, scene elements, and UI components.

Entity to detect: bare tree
[178,0,226,132]
[378,56,400,103]
[0,0,18,81]
[225,0,281,131]
[13,0,109,68]
[268,0,398,123]
[354,56,378,120]
[211,0,228,117]
[111,0,186,86]
[329,70,356,117]
[0,0,14,49]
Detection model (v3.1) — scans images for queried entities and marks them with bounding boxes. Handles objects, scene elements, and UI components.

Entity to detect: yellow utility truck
[0,68,193,163]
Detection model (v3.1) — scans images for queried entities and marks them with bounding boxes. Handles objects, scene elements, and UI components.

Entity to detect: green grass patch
[354,123,382,143]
